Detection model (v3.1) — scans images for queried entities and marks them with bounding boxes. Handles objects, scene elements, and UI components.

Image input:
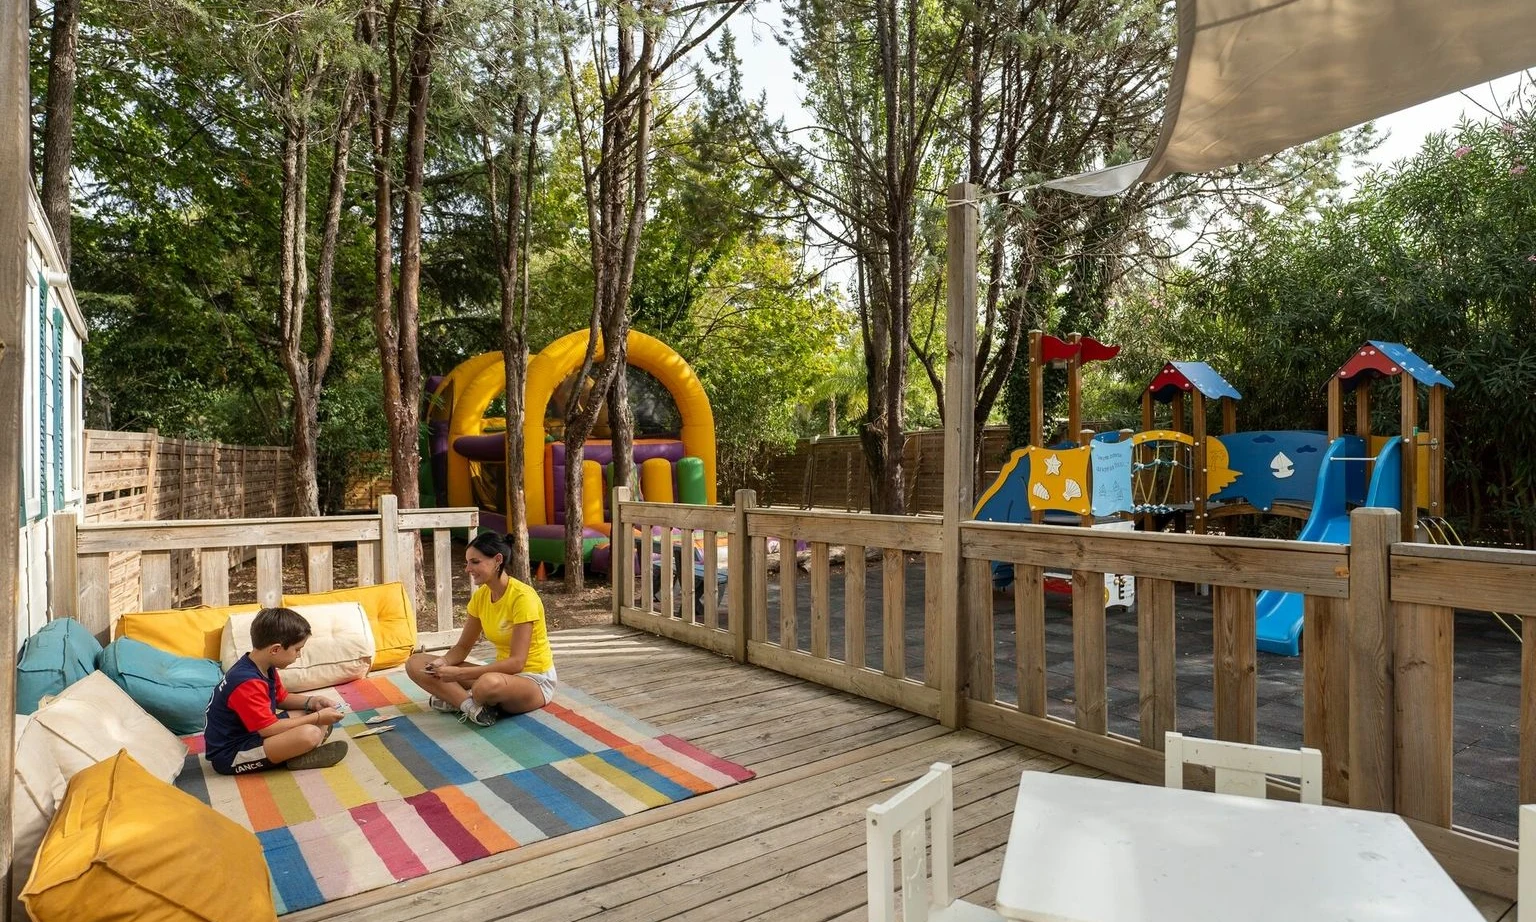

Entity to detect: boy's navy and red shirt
[204,652,287,758]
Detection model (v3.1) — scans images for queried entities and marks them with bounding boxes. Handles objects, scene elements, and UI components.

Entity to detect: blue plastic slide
[1254,436,1403,655]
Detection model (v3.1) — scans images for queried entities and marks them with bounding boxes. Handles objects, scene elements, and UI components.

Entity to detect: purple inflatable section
[527,523,605,540]
[453,433,507,462]
[548,440,685,523]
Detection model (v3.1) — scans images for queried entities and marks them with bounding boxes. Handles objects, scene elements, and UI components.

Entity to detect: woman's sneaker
[427,695,458,713]
[285,740,349,770]
[458,697,498,728]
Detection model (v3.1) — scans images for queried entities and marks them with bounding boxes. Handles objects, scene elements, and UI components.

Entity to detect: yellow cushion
[116,604,260,661]
[21,750,276,922]
[284,582,417,669]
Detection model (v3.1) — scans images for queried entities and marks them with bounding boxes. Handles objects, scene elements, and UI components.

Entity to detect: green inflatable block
[676,456,707,505]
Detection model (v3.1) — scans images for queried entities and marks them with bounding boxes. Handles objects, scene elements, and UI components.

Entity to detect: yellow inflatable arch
[442,330,717,525]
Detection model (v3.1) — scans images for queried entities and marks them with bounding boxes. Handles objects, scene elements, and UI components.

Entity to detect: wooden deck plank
[296,627,964,922]
[298,626,1511,922]
[311,726,993,922]
[490,746,1045,922]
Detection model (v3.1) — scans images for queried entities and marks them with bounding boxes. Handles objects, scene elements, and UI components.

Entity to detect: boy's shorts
[208,730,273,775]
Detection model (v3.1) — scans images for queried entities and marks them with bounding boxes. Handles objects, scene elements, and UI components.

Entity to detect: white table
[996,771,1483,922]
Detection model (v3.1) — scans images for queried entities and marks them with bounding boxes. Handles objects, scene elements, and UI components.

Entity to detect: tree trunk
[276,36,319,516]
[559,3,657,591]
[39,0,80,261]
[391,0,438,511]
[303,80,359,514]
[492,89,534,582]
[364,0,402,507]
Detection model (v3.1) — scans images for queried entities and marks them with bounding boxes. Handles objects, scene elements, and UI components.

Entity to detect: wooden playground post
[1221,395,1236,435]
[1028,331,1045,525]
[1400,373,1418,542]
[1028,331,1044,449]
[940,181,978,729]
[1170,392,1187,508]
[1357,380,1373,483]
[1327,377,1343,441]
[1191,390,1208,534]
[1356,380,1372,443]
[1079,429,1095,527]
[1139,393,1155,531]
[1066,332,1083,445]
[1428,384,1445,520]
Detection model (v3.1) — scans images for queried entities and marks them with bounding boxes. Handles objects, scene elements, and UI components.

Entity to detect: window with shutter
[36,272,49,520]
[53,308,65,509]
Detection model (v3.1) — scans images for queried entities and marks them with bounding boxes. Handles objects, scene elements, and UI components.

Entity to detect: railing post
[1303,595,1351,803]
[612,486,631,626]
[50,511,80,627]
[730,489,755,663]
[1348,507,1397,811]
[940,181,978,729]
[1394,599,1453,825]
[379,494,400,585]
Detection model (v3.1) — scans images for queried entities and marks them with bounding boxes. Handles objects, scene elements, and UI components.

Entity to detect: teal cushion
[96,637,223,735]
[16,618,101,714]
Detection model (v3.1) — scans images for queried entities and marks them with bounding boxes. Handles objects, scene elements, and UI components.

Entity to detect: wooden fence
[54,496,475,640]
[613,493,1536,899]
[83,429,296,616]
[755,427,1016,512]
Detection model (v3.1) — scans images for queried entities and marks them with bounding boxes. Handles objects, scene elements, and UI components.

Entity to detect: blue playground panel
[1211,430,1337,512]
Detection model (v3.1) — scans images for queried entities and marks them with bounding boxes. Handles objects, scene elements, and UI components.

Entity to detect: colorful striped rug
[175,673,754,914]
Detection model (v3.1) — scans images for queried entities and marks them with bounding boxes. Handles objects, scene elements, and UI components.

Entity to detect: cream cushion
[220,602,375,693]
[27,671,187,784]
[11,715,67,913]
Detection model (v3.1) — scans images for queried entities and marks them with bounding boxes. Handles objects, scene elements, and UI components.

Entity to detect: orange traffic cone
[535,562,547,581]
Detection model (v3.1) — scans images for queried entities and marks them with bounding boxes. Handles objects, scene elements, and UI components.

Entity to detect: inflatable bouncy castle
[425,330,717,572]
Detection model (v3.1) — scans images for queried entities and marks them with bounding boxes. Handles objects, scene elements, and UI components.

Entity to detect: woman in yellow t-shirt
[404,532,556,727]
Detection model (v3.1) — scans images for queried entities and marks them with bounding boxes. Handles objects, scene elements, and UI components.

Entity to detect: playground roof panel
[1335,341,1455,391]
[1146,361,1242,403]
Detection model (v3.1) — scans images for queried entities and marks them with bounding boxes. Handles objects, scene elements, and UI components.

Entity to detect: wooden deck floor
[291,626,1517,922]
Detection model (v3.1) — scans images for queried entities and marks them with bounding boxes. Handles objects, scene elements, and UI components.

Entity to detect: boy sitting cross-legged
[204,607,348,774]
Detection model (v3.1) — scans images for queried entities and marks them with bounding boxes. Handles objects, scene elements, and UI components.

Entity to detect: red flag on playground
[1039,334,1077,362]
[1078,335,1121,363]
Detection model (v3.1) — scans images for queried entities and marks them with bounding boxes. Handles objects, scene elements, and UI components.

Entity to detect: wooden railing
[613,497,1536,898]
[54,495,477,639]
[747,501,944,717]
[612,488,743,659]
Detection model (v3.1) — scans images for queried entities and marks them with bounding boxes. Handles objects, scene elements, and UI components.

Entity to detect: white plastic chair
[865,762,1004,922]
[1164,731,1323,804]
[1520,804,1534,922]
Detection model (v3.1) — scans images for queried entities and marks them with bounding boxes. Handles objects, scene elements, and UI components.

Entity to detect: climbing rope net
[1131,441,1192,515]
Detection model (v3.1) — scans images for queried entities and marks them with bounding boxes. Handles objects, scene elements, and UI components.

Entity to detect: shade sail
[1047,0,1536,196]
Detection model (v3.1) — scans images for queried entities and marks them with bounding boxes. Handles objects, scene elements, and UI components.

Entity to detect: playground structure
[975,337,1454,654]
[1139,361,1240,532]
[977,331,1137,607]
[1243,341,1454,652]
[425,330,718,571]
